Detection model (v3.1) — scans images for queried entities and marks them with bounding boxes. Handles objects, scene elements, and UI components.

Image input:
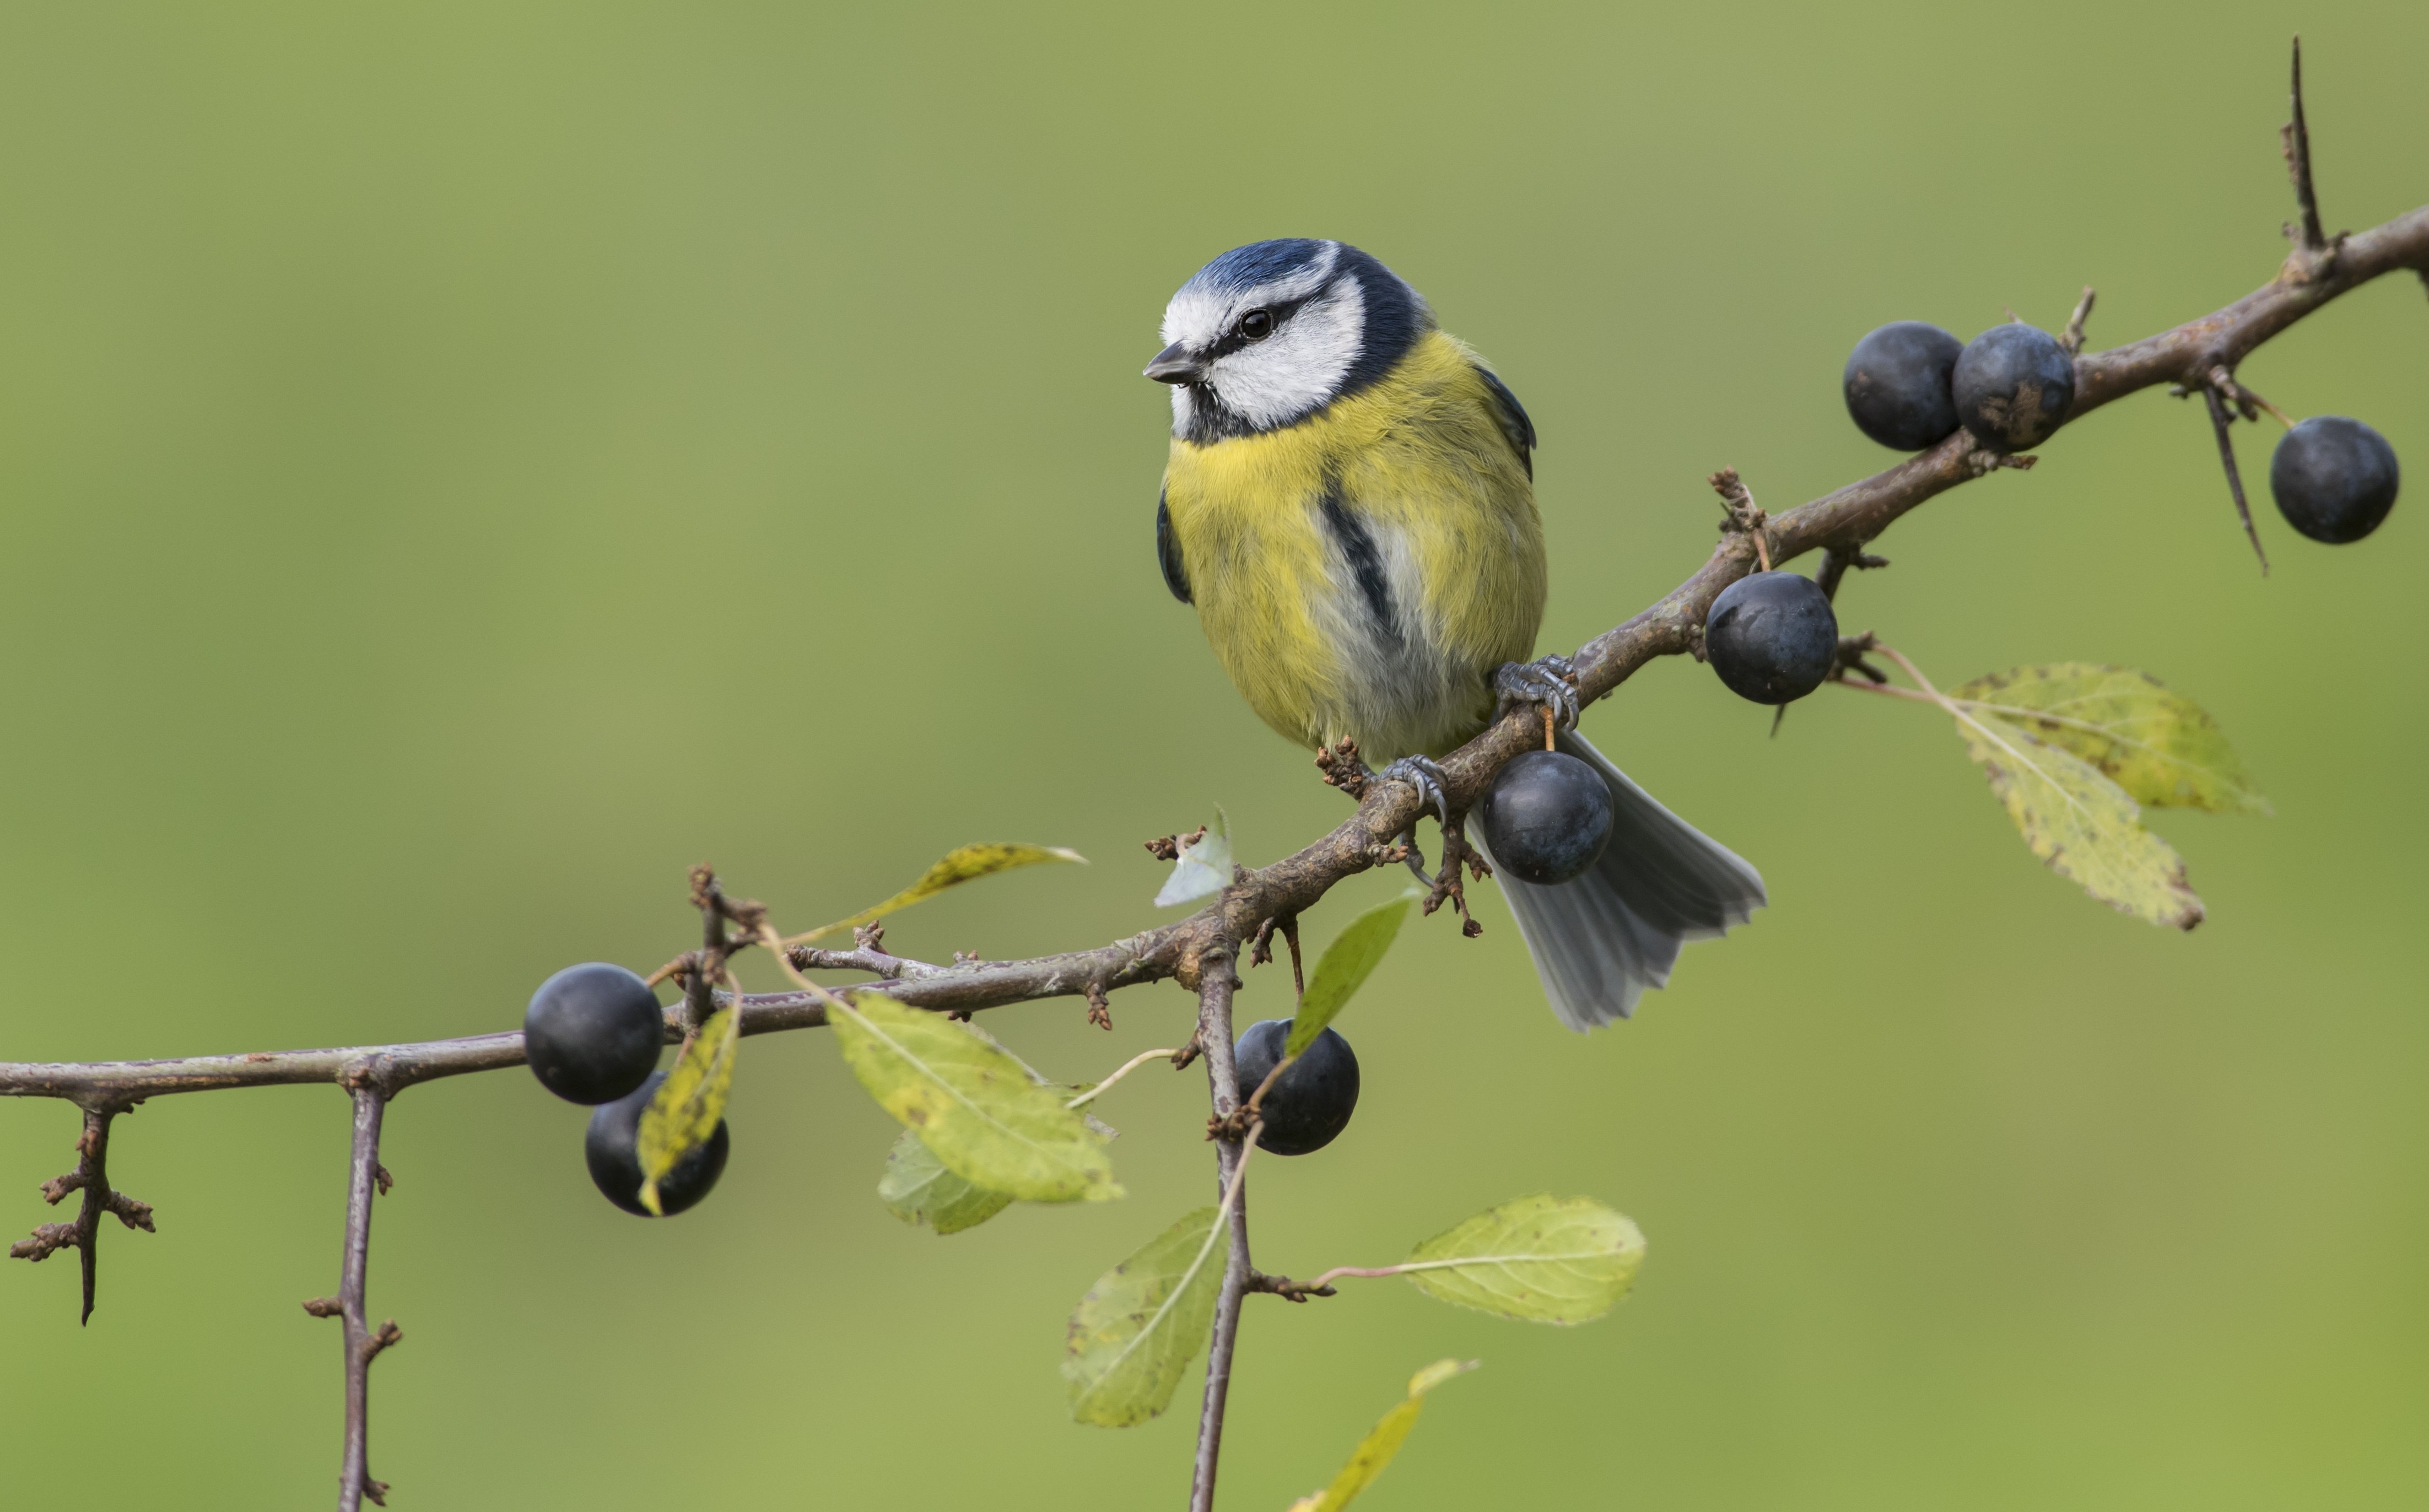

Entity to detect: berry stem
[1063,1047,1186,1110]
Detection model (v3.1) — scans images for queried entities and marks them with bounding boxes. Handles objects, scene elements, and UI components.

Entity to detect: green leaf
[1153,807,1232,908]
[1947,663,2270,814]
[1064,1206,1229,1427]
[829,993,1121,1203]
[636,1004,740,1217]
[876,1128,1014,1235]
[1286,888,1419,1058]
[1400,1195,1646,1324]
[1288,1359,1478,1512]
[1952,705,2206,930]
[795,842,1087,942]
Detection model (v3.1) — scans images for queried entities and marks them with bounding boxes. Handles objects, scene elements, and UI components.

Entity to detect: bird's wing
[1472,364,1537,480]
[1156,487,1191,603]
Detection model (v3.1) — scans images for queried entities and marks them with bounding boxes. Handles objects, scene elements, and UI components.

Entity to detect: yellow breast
[1160,331,1547,757]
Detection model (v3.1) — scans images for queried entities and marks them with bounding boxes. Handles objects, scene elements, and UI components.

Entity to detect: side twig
[333,1080,397,1511]
[1189,946,1250,1512]
[8,1103,153,1324]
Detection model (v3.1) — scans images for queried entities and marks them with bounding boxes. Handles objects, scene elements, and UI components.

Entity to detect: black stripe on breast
[1156,488,1191,603]
[1319,476,1398,644]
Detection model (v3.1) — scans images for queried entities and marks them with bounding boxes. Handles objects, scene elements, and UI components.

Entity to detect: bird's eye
[1239,309,1275,341]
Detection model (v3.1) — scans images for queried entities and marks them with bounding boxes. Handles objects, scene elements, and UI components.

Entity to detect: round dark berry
[525,962,665,1105]
[1477,750,1613,885]
[1952,323,2076,450]
[1233,1018,1359,1158]
[585,1071,730,1217]
[1705,571,1839,705]
[2270,415,2400,544]
[1842,321,1964,451]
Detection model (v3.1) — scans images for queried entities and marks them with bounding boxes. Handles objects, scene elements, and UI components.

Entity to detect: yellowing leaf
[876,1128,1014,1235]
[636,1005,740,1217]
[1401,1195,1645,1324]
[1292,1359,1478,1512]
[794,843,1086,942]
[1064,1206,1229,1427]
[1953,706,2205,930]
[1286,889,1418,1059]
[1948,663,2270,814]
[1154,807,1233,908]
[828,993,1120,1203]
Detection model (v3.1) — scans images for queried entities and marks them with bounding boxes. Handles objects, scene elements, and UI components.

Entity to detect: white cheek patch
[1205,279,1364,430]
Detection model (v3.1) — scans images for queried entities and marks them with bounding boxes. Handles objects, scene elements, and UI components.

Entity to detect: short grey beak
[1143,342,1205,385]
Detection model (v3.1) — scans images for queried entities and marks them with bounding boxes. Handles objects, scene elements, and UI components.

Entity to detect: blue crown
[1181,238,1335,298]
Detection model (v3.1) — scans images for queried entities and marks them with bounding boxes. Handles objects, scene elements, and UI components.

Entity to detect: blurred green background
[2,2,2423,1506]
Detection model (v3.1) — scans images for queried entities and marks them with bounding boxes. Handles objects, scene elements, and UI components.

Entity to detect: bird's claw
[1494,655,1581,732]
[1378,755,1450,828]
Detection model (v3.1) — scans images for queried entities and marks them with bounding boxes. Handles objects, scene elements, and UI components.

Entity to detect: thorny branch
[2,45,2425,1509]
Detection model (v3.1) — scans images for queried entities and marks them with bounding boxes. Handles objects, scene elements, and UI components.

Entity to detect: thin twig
[1708,467,1772,570]
[1190,948,1250,1512]
[335,1084,393,1511]
[2058,286,2097,354]
[8,1104,153,1324]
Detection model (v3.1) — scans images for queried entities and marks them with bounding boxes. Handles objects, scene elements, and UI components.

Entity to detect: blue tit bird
[1144,238,1765,1029]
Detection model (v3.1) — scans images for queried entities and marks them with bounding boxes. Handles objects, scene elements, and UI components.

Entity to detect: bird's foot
[1378,755,1450,828]
[1494,654,1581,743]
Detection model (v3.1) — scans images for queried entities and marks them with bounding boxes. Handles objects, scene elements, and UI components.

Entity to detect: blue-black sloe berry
[1705,571,1839,705]
[1843,322,1964,451]
[2270,415,2400,544]
[1233,1018,1359,1157]
[585,1070,730,1217]
[1952,323,2076,451]
[1478,750,1613,885]
[525,962,664,1105]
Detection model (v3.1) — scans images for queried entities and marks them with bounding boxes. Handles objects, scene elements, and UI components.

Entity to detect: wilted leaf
[1291,1359,1478,1512]
[1948,663,2270,814]
[877,1128,1014,1235]
[795,842,1087,942]
[1154,807,1233,908]
[1401,1195,1645,1324]
[829,993,1121,1203]
[1064,1206,1229,1427]
[637,1005,740,1217]
[1953,706,2205,930]
[1286,889,1418,1057]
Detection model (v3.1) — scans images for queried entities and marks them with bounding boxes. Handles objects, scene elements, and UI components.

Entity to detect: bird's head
[1146,239,1432,442]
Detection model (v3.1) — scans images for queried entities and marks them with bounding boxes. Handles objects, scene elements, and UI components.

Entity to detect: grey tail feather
[1467,729,1767,1033]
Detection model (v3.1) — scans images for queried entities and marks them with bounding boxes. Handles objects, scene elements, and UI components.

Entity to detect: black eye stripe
[1202,295,1313,360]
